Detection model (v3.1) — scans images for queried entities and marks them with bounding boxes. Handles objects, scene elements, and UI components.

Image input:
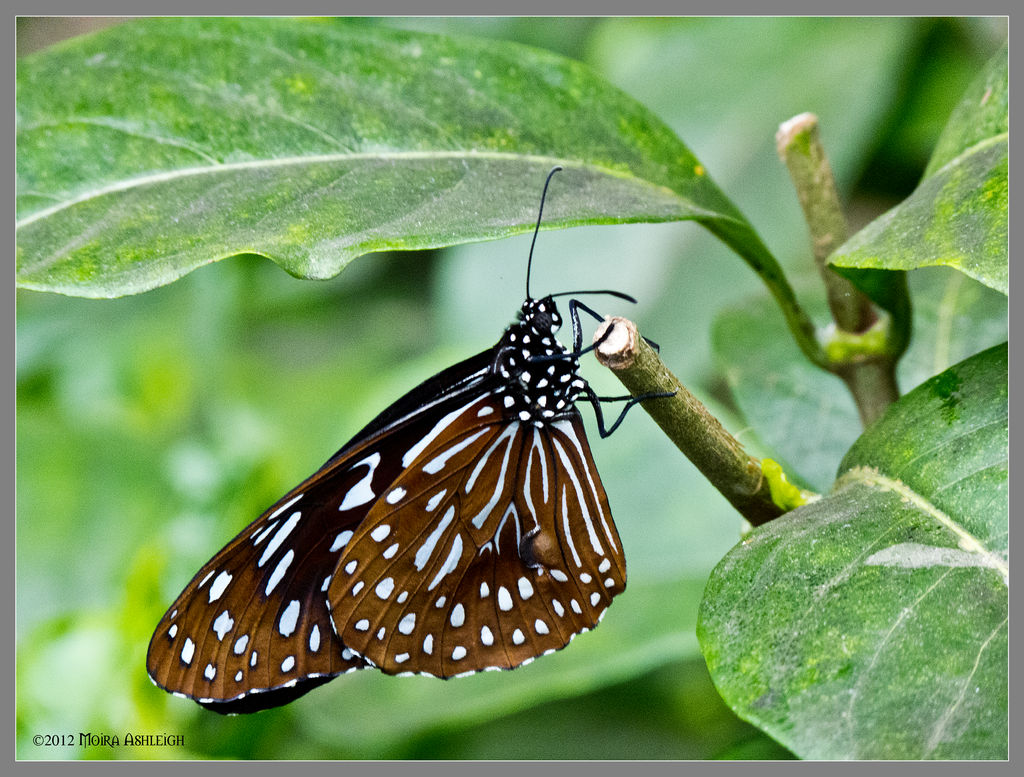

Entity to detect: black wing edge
[194,675,336,715]
[324,347,498,465]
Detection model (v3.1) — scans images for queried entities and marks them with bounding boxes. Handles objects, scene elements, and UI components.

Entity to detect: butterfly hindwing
[326,401,626,677]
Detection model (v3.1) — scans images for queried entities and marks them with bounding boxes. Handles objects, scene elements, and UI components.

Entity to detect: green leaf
[830,42,1008,294]
[17,17,755,298]
[924,42,1008,178]
[698,344,1007,759]
[712,268,1007,491]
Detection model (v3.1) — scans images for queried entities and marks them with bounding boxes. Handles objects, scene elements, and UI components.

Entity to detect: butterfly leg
[578,384,672,438]
[567,298,661,353]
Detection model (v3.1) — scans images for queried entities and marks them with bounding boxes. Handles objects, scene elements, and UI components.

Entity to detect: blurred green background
[16,16,1005,760]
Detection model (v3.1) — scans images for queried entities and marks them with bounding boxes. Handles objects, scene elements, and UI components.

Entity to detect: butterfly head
[518,295,562,334]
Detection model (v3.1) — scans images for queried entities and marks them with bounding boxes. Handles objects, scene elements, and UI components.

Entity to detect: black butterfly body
[148,291,629,713]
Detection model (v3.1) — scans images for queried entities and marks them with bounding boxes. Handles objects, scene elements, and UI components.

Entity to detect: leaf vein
[839,467,1007,585]
[923,615,1007,757]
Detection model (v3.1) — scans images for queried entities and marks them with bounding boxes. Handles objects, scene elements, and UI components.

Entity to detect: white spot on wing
[253,521,278,545]
[554,420,618,552]
[560,487,582,568]
[212,609,234,641]
[466,423,518,496]
[415,506,456,571]
[265,548,294,596]
[497,586,513,611]
[553,436,604,559]
[402,398,483,468]
[181,638,195,665]
[375,577,395,599]
[339,453,382,511]
[258,511,302,567]
[427,534,464,591]
[468,425,520,529]
[425,490,447,512]
[423,428,489,474]
[399,613,416,635]
[330,530,353,552]
[309,624,321,652]
[267,493,304,522]
[279,599,300,636]
[517,576,534,600]
[450,603,465,628]
[208,570,232,602]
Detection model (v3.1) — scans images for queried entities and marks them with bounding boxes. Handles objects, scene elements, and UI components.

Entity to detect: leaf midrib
[927,131,1007,182]
[837,466,1007,585]
[16,150,727,230]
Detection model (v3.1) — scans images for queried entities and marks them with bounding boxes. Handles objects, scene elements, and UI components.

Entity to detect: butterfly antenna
[526,165,564,300]
[550,289,638,305]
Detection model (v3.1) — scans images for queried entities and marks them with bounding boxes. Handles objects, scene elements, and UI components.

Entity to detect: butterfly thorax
[491,296,586,427]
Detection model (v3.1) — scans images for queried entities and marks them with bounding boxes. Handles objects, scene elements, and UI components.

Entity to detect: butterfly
[147,166,661,714]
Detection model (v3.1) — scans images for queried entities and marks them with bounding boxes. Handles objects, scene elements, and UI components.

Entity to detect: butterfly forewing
[146,359,500,710]
[147,444,410,711]
[326,403,625,677]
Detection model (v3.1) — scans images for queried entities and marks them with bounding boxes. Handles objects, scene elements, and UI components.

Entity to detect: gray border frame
[10,4,1017,774]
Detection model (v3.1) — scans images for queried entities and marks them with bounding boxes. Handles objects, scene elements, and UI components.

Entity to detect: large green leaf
[830,43,1007,294]
[17,17,760,298]
[698,344,1007,759]
[711,268,1007,491]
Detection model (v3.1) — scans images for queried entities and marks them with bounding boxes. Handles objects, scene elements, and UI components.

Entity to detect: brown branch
[593,317,785,526]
